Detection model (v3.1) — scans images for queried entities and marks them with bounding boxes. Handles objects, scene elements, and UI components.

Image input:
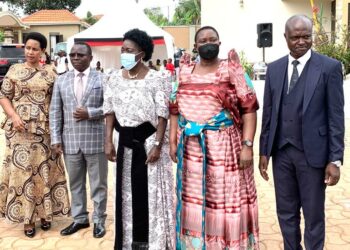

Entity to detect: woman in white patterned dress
[103,28,174,250]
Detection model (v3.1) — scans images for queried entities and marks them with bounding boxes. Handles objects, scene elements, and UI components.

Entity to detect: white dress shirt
[287,49,311,91]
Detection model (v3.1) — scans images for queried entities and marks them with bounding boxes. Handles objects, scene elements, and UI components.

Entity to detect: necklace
[127,70,139,79]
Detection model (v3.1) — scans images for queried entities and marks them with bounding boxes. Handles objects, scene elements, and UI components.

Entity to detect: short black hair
[194,26,220,42]
[123,28,154,61]
[73,42,92,55]
[25,32,47,49]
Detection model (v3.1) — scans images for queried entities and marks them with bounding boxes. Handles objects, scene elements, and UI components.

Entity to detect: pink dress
[170,50,259,249]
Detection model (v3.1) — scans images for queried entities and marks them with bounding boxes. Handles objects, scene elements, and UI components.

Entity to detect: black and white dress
[103,69,175,250]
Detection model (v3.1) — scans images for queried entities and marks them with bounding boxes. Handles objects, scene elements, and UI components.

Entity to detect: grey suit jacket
[49,69,105,154]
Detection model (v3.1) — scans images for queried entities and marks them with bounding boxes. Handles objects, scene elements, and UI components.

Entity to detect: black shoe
[24,227,36,238]
[60,222,90,236]
[93,223,106,238]
[40,219,51,231]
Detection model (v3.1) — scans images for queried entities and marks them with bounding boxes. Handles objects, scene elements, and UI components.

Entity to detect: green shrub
[239,51,254,79]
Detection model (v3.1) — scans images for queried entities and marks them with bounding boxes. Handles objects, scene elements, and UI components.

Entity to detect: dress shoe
[40,219,51,231]
[24,227,36,238]
[93,223,106,238]
[60,222,90,236]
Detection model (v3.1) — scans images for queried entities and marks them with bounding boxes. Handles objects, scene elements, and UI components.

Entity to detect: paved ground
[0,79,349,249]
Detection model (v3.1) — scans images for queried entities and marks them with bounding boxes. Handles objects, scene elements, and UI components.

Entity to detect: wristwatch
[153,140,161,147]
[242,139,253,147]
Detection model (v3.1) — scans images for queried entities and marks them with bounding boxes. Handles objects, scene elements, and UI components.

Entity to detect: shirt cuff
[331,160,341,168]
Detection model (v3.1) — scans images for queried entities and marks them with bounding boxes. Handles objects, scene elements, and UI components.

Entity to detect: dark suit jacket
[259,51,344,168]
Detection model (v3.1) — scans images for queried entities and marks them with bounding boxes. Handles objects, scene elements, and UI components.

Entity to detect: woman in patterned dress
[169,26,260,249]
[0,32,70,237]
[103,28,174,250]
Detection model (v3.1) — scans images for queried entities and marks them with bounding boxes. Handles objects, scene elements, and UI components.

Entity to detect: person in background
[169,26,259,249]
[104,28,174,250]
[96,61,104,73]
[160,59,167,72]
[55,50,68,75]
[148,60,157,70]
[259,15,344,250]
[155,59,161,71]
[45,52,51,65]
[39,51,51,66]
[50,42,108,239]
[165,58,175,80]
[0,32,70,238]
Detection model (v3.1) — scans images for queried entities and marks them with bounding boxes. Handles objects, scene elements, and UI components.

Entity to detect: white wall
[201,0,332,63]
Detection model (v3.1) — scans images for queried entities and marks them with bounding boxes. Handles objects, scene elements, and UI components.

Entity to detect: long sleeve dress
[170,50,260,249]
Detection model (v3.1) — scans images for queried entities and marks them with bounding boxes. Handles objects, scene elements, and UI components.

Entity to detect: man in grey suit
[50,42,108,238]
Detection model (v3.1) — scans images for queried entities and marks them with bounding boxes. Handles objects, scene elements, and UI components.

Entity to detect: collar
[288,49,311,66]
[23,62,43,70]
[74,67,90,77]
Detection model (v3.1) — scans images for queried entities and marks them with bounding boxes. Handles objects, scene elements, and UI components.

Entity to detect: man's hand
[145,146,161,164]
[239,146,253,169]
[105,141,116,162]
[51,143,63,157]
[73,107,89,121]
[259,155,269,181]
[169,143,178,163]
[324,162,340,186]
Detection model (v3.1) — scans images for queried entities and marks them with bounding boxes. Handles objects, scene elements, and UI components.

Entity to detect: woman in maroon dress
[169,26,260,249]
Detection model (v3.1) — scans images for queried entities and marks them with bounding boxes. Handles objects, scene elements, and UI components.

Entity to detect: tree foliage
[3,0,81,14]
[83,11,97,25]
[0,31,4,43]
[172,0,200,25]
[144,7,169,26]
[144,0,200,26]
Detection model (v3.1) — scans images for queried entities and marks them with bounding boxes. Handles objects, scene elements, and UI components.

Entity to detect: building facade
[200,0,350,63]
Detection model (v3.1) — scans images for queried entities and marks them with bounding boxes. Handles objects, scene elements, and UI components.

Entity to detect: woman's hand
[239,146,253,169]
[169,142,178,163]
[105,141,116,162]
[51,143,63,157]
[11,112,25,132]
[145,146,161,164]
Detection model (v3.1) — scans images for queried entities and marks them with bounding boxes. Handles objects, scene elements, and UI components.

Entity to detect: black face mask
[198,43,219,60]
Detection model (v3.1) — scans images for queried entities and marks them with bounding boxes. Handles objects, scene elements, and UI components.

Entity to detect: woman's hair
[24,32,47,49]
[123,28,154,61]
[194,26,220,42]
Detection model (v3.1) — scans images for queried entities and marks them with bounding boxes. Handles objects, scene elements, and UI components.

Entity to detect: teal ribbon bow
[175,110,234,250]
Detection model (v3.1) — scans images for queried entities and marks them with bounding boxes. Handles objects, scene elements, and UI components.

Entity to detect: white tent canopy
[67,0,174,70]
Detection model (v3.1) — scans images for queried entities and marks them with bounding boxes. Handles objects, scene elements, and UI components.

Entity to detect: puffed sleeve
[228,49,259,114]
[0,64,17,101]
[169,52,193,115]
[169,77,179,115]
[155,70,172,119]
[102,70,117,115]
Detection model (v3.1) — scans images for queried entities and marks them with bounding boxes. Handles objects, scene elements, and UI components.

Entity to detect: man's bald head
[284,15,313,59]
[285,15,313,33]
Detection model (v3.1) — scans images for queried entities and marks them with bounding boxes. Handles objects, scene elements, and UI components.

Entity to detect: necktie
[76,72,84,105]
[288,60,299,94]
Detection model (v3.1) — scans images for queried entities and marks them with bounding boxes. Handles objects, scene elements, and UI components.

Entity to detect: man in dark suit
[259,15,344,250]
